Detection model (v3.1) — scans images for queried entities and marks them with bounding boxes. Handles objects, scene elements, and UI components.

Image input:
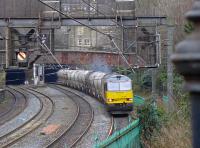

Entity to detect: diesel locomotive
[57,69,134,114]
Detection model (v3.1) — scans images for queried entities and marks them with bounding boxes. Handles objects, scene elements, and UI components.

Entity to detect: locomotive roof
[105,74,131,82]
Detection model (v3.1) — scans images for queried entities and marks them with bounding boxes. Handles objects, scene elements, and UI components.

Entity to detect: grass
[140,97,192,148]
[151,117,191,148]
[133,83,192,148]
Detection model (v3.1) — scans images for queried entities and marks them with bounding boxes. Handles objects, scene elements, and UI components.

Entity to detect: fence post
[171,1,200,147]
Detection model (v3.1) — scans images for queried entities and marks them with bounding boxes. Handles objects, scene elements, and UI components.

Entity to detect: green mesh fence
[95,96,145,148]
[134,95,145,107]
[95,119,141,148]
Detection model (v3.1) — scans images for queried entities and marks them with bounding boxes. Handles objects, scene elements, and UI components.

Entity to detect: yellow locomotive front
[104,75,134,114]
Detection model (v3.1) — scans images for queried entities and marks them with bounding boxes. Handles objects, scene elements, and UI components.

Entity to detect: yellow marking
[105,90,134,104]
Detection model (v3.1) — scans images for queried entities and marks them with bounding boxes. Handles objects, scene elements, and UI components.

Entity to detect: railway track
[0,86,54,148]
[48,85,94,148]
[0,87,27,125]
[107,116,114,138]
[113,115,130,132]
[107,115,130,137]
[0,85,95,148]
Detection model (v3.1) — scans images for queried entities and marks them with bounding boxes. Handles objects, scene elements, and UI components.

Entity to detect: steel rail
[107,116,114,138]
[0,88,27,126]
[47,85,94,148]
[29,85,80,148]
[0,89,17,118]
[0,86,53,148]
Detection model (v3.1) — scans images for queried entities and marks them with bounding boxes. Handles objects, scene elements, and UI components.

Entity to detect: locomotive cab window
[119,81,132,91]
[107,82,120,91]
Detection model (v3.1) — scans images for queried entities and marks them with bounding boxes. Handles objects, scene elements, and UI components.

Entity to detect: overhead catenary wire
[0,0,158,71]
[38,0,139,72]
[63,2,158,45]
[38,0,128,43]
[43,52,60,69]
[110,38,135,73]
[81,0,126,29]
[36,31,63,69]
[1,1,158,69]
[38,43,62,69]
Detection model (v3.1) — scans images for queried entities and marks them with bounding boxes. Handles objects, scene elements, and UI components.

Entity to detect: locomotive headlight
[108,99,113,102]
[127,98,133,101]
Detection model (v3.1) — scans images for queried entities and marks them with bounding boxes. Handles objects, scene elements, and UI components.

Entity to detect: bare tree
[136,0,193,42]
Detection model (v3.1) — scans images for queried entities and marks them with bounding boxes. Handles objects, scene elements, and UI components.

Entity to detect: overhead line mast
[38,0,136,72]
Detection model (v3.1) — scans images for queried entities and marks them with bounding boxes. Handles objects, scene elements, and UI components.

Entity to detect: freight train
[57,69,133,114]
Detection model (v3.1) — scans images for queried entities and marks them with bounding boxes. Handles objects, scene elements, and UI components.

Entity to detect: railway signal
[16,47,28,67]
[17,52,27,62]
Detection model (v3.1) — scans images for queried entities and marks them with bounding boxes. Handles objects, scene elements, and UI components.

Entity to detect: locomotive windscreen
[107,81,132,91]
[119,81,132,91]
[107,82,119,91]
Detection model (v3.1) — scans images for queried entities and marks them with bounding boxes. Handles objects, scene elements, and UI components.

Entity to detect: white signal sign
[17,52,27,61]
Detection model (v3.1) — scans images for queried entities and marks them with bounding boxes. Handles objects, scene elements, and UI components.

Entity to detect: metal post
[171,0,200,147]
[5,27,11,68]
[50,29,55,54]
[122,25,124,52]
[167,25,174,111]
[151,68,157,104]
